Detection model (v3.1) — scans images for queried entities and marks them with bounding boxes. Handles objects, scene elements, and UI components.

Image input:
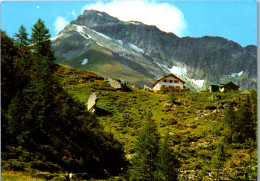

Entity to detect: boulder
[87,93,98,113]
[110,80,122,89]
[105,76,122,88]
[104,76,114,82]
[104,76,131,91]
[163,101,172,108]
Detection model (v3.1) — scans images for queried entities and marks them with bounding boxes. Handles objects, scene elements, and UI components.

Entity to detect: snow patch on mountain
[96,42,104,47]
[74,24,110,47]
[80,33,90,40]
[81,58,88,65]
[231,71,243,77]
[170,65,187,75]
[129,43,145,54]
[76,25,85,33]
[73,24,149,56]
[93,30,112,40]
[155,62,169,70]
[155,63,205,90]
[116,40,123,45]
[76,25,91,40]
[130,21,141,25]
[190,79,205,88]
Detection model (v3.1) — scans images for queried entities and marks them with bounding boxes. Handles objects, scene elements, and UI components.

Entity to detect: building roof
[222,81,239,88]
[208,81,239,89]
[152,74,185,87]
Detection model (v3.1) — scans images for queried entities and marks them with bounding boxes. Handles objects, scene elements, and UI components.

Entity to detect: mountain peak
[53,11,257,91]
[83,10,106,16]
[71,10,120,28]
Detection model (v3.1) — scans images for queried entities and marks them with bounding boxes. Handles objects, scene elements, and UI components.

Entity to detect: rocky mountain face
[52,10,257,91]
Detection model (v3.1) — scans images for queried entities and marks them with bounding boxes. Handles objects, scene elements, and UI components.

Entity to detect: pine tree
[250,89,257,125]
[224,97,256,144]
[7,21,56,149]
[14,25,29,47]
[211,140,225,180]
[1,31,18,109]
[7,55,56,148]
[224,103,236,143]
[236,96,256,142]
[157,131,179,181]
[130,111,160,181]
[1,31,19,150]
[31,18,55,61]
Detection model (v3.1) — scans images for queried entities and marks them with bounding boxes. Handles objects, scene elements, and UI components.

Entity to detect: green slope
[57,43,154,87]
[55,65,257,180]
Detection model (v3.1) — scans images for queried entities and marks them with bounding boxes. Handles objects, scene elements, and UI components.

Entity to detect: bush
[168,93,177,103]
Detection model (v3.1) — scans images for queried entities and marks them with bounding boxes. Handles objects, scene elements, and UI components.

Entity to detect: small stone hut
[209,82,239,92]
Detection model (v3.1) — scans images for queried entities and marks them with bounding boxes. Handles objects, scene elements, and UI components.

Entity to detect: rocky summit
[52,10,257,91]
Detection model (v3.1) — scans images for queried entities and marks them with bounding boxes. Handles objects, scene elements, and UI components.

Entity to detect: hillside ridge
[56,65,258,180]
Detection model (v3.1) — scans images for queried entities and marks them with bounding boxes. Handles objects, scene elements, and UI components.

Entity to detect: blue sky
[1,0,257,47]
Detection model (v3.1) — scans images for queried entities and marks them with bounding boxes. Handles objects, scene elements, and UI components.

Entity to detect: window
[175,86,180,90]
[174,80,179,83]
[169,80,173,83]
[169,86,174,90]
[164,80,167,83]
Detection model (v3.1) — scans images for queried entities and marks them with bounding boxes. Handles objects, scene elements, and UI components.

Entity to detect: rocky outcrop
[104,77,122,89]
[163,101,172,108]
[104,77,131,91]
[86,93,97,113]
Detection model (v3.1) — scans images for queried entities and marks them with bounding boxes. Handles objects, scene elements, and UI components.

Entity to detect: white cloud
[54,16,69,35]
[72,10,77,18]
[82,1,188,36]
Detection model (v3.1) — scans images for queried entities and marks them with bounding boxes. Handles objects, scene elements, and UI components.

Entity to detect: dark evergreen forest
[1,19,127,180]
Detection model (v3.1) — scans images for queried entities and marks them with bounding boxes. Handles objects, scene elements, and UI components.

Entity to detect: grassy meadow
[1,171,46,181]
[54,66,257,180]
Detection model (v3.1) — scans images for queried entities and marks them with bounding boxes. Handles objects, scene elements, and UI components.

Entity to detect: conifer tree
[130,111,160,181]
[157,131,178,181]
[7,20,56,149]
[224,103,236,142]
[211,140,225,180]
[31,18,55,61]
[2,28,127,177]
[250,89,257,125]
[224,97,256,143]
[14,25,29,47]
[7,56,56,148]
[236,96,256,142]
[1,31,19,150]
[1,31,18,109]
